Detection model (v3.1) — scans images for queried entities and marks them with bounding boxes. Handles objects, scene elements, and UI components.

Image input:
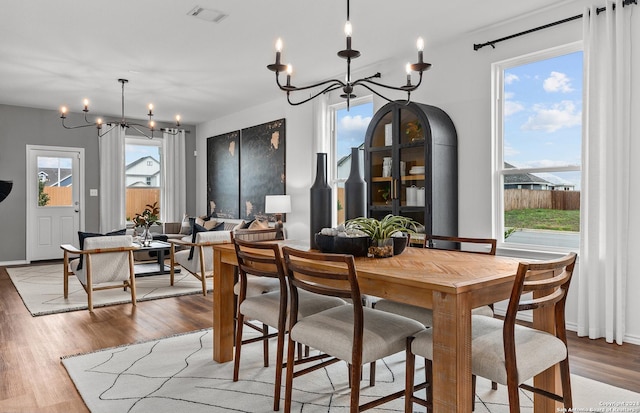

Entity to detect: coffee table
[132,240,179,276]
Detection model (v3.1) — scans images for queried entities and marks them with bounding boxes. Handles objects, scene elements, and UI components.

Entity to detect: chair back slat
[232,236,287,284]
[282,247,362,313]
[83,235,134,283]
[425,235,497,255]
[504,252,577,339]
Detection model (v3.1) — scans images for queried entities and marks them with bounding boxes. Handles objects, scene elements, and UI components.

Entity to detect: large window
[330,98,373,225]
[125,137,162,223]
[494,43,582,251]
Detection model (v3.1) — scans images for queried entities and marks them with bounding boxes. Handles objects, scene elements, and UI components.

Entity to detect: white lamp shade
[265,195,291,214]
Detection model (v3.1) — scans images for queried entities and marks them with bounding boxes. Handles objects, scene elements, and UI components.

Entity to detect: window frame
[328,95,373,226]
[124,135,163,223]
[492,41,582,253]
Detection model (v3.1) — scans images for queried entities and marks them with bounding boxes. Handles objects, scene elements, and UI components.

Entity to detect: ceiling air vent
[187,6,228,23]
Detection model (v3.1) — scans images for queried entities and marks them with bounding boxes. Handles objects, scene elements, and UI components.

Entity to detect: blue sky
[126,144,160,166]
[503,51,583,188]
[336,102,373,160]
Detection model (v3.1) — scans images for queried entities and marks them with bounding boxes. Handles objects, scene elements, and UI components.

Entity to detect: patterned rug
[7,263,211,316]
[61,329,640,413]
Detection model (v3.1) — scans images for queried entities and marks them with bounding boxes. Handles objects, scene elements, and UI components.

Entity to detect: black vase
[344,147,366,220]
[310,153,332,249]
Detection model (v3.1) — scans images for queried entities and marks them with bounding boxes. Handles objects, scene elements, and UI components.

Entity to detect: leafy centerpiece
[345,214,419,258]
[132,202,161,246]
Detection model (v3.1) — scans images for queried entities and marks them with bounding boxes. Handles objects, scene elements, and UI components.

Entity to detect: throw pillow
[187,221,224,260]
[248,219,269,230]
[203,219,219,231]
[179,213,191,235]
[77,228,126,270]
[240,219,255,229]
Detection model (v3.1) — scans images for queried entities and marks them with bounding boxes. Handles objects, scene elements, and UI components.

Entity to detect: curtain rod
[473,0,637,51]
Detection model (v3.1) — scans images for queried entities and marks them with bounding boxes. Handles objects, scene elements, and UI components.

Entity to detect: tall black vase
[310,153,332,249]
[344,147,366,220]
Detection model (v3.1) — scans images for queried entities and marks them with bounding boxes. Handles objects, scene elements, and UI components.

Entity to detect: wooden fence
[125,188,160,220]
[43,187,160,220]
[504,189,580,211]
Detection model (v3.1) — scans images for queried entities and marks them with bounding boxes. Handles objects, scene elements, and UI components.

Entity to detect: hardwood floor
[1,263,639,413]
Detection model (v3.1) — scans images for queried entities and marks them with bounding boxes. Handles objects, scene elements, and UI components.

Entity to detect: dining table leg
[431,290,473,412]
[213,248,235,362]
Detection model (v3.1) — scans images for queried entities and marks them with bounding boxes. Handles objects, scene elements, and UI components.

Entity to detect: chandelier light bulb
[344,21,353,37]
[275,38,283,53]
[96,118,103,128]
[286,64,293,75]
[83,99,89,111]
[176,114,181,123]
[149,120,155,130]
[60,106,67,117]
[417,37,425,52]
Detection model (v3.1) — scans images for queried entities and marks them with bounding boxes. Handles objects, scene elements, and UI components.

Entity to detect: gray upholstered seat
[410,315,567,385]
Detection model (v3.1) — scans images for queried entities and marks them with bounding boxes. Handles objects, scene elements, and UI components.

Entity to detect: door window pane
[37,156,73,207]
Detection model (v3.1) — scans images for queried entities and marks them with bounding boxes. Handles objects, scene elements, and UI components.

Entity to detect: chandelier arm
[354,77,417,93]
[286,82,345,106]
[276,72,345,93]
[130,125,154,140]
[61,118,97,130]
[356,83,411,105]
[97,123,117,138]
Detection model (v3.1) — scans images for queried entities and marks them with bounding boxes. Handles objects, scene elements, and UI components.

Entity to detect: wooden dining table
[211,240,561,413]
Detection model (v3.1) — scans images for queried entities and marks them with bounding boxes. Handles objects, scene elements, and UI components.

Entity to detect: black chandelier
[59,78,181,139]
[267,0,431,108]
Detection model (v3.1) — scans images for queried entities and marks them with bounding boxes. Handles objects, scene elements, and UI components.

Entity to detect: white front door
[27,145,84,261]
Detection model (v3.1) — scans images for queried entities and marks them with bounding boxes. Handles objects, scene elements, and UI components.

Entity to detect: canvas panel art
[207,131,240,219]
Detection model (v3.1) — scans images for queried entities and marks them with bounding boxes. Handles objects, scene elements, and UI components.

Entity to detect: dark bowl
[315,234,371,257]
[392,235,409,256]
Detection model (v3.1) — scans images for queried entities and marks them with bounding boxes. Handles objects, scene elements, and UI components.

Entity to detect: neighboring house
[125,156,160,187]
[38,168,72,186]
[503,162,574,190]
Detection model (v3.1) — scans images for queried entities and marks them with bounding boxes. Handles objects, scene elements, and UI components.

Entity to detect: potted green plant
[132,202,161,246]
[345,214,419,258]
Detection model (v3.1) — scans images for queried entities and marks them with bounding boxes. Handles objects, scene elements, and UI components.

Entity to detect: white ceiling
[0,0,568,125]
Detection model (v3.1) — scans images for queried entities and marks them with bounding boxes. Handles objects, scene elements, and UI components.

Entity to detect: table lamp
[265,195,291,240]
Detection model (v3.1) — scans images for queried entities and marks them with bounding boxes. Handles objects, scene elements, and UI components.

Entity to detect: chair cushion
[291,305,424,365]
[410,315,568,386]
[71,235,133,285]
[77,228,126,270]
[240,290,346,329]
[233,274,280,296]
[375,299,494,327]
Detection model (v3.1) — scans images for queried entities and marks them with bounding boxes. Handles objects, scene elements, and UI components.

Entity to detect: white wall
[196,0,640,343]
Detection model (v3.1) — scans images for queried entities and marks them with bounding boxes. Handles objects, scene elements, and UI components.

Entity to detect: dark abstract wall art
[206,131,240,219]
[206,119,286,221]
[240,119,286,221]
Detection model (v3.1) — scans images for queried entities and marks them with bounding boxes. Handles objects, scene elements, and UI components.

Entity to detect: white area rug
[7,263,211,316]
[61,329,640,413]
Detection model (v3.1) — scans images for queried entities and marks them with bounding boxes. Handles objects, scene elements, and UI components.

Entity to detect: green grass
[505,209,580,232]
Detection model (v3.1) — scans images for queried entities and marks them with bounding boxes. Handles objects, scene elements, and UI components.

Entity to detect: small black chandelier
[59,78,181,139]
[267,0,431,108]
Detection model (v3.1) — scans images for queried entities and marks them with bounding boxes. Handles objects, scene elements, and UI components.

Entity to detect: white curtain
[98,125,126,233]
[161,129,186,223]
[578,1,633,344]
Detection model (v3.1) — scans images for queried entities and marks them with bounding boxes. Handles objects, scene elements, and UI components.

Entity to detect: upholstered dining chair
[405,252,577,413]
[281,247,424,413]
[61,235,137,312]
[232,237,346,411]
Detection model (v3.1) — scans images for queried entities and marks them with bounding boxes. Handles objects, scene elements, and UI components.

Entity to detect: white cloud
[504,143,519,158]
[521,100,581,133]
[504,100,524,117]
[340,115,372,131]
[543,71,573,93]
[504,73,519,85]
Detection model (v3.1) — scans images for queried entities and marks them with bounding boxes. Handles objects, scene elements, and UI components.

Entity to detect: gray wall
[0,104,196,263]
